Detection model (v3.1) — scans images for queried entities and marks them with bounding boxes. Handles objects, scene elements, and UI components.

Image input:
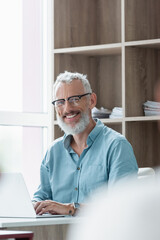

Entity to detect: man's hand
[34,200,75,216]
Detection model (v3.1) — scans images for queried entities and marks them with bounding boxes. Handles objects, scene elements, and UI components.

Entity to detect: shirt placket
[71,142,93,202]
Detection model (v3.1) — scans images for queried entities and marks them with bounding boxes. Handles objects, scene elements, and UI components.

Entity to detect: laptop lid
[0,172,67,218]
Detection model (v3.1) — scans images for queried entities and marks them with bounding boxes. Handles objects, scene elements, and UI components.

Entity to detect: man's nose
[63,100,73,111]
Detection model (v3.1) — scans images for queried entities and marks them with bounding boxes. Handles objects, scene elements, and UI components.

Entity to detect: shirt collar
[63,119,104,150]
[63,134,73,150]
[86,119,103,145]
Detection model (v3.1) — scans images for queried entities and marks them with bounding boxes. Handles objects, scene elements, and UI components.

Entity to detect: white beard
[56,110,90,135]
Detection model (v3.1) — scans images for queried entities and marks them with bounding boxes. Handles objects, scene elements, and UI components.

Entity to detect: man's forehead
[55,79,84,96]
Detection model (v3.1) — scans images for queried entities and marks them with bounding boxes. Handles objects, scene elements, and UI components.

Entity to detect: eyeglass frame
[52,92,92,107]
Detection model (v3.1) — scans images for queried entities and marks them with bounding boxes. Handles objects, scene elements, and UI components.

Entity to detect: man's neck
[71,119,96,156]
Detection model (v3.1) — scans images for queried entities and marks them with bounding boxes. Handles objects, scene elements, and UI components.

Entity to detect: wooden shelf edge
[53,43,122,56]
[125,38,160,48]
[100,118,123,124]
[125,116,160,122]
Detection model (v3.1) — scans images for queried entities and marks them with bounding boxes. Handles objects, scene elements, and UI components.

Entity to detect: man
[33,71,138,216]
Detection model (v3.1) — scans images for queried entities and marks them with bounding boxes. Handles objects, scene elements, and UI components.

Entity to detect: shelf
[54,43,122,56]
[125,116,160,122]
[99,118,123,124]
[125,39,160,49]
[54,39,160,54]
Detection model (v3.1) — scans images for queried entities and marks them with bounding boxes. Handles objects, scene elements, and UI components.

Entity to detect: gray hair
[53,71,92,97]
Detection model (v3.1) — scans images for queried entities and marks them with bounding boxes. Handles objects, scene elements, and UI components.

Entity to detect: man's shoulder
[97,124,131,152]
[101,124,125,142]
[96,119,123,138]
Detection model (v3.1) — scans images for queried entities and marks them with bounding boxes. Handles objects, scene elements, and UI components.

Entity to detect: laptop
[0,172,68,218]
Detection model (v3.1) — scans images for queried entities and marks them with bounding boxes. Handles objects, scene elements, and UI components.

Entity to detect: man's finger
[35,202,48,214]
[34,201,42,210]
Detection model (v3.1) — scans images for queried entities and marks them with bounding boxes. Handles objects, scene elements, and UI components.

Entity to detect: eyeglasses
[52,93,91,107]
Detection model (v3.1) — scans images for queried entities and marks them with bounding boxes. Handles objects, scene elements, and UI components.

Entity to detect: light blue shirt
[33,119,138,203]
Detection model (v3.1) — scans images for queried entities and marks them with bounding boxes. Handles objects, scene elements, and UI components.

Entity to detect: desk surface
[0,216,81,228]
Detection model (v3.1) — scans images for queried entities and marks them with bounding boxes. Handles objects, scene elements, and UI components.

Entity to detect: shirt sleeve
[108,139,138,186]
[32,150,52,201]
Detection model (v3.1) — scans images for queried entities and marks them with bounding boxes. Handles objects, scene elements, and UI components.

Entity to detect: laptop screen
[0,173,68,218]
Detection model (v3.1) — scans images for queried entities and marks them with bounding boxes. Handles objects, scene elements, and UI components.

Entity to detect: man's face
[55,80,91,135]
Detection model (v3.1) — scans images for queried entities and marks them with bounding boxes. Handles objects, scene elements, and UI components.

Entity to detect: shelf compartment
[54,0,121,48]
[125,0,160,41]
[125,46,160,117]
[126,121,160,167]
[54,53,122,111]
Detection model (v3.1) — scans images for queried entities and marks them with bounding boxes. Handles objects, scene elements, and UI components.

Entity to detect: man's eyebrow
[56,95,81,100]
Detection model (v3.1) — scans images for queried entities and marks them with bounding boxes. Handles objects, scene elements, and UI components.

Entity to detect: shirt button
[75,187,78,191]
[77,167,80,170]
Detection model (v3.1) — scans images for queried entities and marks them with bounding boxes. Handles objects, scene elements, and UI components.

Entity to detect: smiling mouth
[66,114,77,119]
[64,112,80,119]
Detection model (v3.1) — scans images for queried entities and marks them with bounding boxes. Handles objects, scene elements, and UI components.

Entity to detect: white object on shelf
[143,101,160,116]
[109,107,123,119]
[92,107,111,119]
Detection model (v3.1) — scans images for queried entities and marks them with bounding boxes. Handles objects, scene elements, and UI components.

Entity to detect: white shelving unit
[50,0,160,167]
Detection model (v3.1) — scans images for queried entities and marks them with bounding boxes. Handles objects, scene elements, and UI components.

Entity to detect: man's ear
[89,93,97,110]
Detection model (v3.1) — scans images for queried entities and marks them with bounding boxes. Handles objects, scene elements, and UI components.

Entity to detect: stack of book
[143,101,160,116]
[109,107,123,119]
[92,107,111,118]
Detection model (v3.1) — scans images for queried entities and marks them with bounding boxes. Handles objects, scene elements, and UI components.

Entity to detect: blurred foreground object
[138,167,155,179]
[68,173,160,240]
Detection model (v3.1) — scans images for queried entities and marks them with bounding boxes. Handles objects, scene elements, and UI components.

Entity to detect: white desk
[0,217,81,240]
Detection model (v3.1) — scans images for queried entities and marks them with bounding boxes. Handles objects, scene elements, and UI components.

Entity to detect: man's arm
[33,152,52,202]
